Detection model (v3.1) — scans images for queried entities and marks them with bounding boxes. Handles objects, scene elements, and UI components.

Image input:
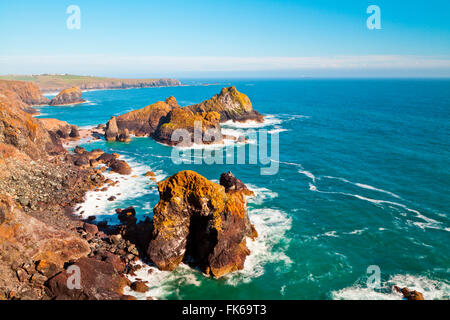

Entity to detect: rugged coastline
[0,79,259,300]
[0,74,181,94]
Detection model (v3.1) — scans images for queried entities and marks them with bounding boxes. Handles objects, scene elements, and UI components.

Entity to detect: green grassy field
[0,74,178,92]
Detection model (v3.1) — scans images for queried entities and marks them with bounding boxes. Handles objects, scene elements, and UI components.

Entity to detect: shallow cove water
[37,79,450,300]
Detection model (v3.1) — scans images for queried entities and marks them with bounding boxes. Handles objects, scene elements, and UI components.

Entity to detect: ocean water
[37,79,450,300]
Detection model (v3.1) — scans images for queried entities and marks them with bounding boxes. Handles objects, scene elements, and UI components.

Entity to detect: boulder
[147,170,256,277]
[109,159,132,175]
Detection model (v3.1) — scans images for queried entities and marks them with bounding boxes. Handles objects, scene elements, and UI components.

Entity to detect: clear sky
[1,0,449,78]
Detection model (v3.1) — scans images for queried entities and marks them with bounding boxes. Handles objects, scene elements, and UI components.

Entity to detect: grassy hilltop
[0,74,181,93]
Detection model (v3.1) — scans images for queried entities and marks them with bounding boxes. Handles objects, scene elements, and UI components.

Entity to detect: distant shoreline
[0,74,182,94]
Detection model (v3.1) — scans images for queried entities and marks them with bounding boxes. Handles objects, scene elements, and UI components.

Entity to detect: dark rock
[108,159,132,175]
[130,281,149,293]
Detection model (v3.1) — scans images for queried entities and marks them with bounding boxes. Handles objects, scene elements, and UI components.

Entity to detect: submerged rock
[49,87,86,106]
[146,170,256,278]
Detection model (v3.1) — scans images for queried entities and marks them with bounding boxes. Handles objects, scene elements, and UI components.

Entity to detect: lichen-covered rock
[147,170,256,278]
[187,86,263,123]
[115,96,179,137]
[152,108,222,146]
[49,87,85,106]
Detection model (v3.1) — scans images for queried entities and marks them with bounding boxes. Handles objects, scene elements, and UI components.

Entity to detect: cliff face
[147,171,257,278]
[0,94,59,160]
[49,87,85,106]
[187,86,263,123]
[40,77,181,93]
[0,80,49,113]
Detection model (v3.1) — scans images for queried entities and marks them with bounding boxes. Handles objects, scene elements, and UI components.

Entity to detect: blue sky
[0,0,449,77]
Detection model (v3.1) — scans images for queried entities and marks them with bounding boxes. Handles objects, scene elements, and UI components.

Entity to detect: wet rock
[130,281,149,293]
[109,159,132,175]
[394,286,425,300]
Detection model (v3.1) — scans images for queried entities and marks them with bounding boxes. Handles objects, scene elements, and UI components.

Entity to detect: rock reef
[147,170,257,278]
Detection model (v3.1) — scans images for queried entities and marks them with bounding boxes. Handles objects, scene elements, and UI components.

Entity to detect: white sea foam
[221,115,282,129]
[123,262,202,300]
[75,155,166,222]
[224,208,293,286]
[323,176,401,199]
[309,185,446,232]
[298,170,316,183]
[268,126,288,134]
[246,183,279,205]
[332,274,450,300]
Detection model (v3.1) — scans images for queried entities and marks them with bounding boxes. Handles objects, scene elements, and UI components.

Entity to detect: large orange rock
[49,87,85,106]
[147,170,256,278]
[152,108,222,146]
[187,86,264,123]
[115,96,179,137]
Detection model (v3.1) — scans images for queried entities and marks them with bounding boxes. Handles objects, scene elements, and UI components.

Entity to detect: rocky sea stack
[49,87,86,106]
[147,170,257,278]
[103,86,263,146]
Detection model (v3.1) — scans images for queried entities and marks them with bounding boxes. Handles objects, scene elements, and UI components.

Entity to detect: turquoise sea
[37,79,450,300]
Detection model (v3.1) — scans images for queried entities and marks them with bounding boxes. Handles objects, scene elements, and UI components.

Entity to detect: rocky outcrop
[0,195,91,267]
[187,86,263,123]
[0,80,49,110]
[104,87,263,147]
[105,116,119,141]
[147,170,256,278]
[152,108,222,146]
[49,87,85,106]
[0,93,63,159]
[46,257,129,300]
[38,118,80,141]
[115,96,179,137]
